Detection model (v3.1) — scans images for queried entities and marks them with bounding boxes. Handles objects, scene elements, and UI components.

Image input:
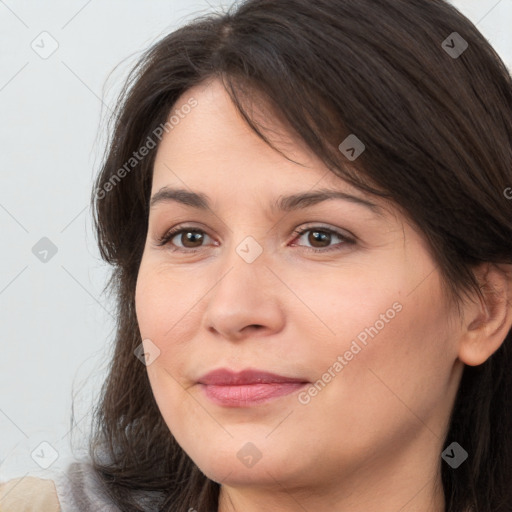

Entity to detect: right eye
[156,225,216,253]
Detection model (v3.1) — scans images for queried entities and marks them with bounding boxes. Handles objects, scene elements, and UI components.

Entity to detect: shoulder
[0,476,61,511]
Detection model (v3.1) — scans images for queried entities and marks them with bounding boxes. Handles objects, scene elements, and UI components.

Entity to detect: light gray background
[1,0,511,482]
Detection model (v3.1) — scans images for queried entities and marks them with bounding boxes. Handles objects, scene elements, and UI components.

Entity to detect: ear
[457,262,512,366]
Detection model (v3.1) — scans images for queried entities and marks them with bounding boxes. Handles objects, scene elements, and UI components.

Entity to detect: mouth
[197,368,310,407]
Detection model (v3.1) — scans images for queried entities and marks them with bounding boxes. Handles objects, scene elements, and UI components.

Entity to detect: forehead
[149,78,401,226]
[152,78,360,194]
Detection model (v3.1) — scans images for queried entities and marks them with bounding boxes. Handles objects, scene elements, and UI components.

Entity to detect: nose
[202,248,286,342]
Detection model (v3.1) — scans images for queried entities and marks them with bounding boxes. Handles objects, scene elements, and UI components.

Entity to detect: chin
[196,458,284,487]
[186,440,308,489]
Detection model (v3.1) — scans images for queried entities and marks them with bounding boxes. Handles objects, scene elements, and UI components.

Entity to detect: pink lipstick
[197,368,309,407]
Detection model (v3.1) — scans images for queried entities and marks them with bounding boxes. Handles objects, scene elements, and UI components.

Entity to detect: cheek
[310,269,455,432]
[135,262,204,348]
[135,268,200,444]
[135,266,185,403]
[281,264,406,362]
[135,262,206,410]
[292,255,455,413]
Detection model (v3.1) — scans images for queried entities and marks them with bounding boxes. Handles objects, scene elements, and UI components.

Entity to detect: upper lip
[197,368,309,386]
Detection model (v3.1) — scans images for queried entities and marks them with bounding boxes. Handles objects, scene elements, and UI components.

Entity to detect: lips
[197,368,309,407]
[198,368,308,385]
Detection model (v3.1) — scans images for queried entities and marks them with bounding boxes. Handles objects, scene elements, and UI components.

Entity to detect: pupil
[184,231,202,247]
[310,230,329,247]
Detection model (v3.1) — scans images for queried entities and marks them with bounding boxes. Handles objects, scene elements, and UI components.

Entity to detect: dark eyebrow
[150,186,384,216]
[150,187,210,210]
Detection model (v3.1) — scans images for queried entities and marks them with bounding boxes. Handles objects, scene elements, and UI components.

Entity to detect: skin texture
[135,78,512,512]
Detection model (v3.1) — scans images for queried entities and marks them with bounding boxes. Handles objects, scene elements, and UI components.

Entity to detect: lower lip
[200,382,308,407]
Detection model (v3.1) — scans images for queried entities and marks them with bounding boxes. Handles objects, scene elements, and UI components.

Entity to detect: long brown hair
[84,1,512,510]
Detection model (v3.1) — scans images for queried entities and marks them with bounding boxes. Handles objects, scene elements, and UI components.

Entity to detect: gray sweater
[53,459,165,511]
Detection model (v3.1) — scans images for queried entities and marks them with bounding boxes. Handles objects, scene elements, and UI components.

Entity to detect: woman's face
[135,78,464,500]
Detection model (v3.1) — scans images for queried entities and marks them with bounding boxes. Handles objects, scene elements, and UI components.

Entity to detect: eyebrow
[150,186,384,216]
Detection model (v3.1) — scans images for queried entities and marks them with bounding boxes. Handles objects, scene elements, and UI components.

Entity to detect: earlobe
[457,263,512,367]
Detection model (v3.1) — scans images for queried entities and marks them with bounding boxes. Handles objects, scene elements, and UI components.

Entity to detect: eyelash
[155,224,355,254]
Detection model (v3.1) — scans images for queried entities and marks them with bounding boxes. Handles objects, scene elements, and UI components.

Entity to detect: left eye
[156,225,354,253]
[290,226,355,252]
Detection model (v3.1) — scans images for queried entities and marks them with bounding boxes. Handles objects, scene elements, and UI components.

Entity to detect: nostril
[245,324,264,332]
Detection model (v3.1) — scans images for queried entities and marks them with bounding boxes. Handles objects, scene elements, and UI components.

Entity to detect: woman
[1,0,511,510]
